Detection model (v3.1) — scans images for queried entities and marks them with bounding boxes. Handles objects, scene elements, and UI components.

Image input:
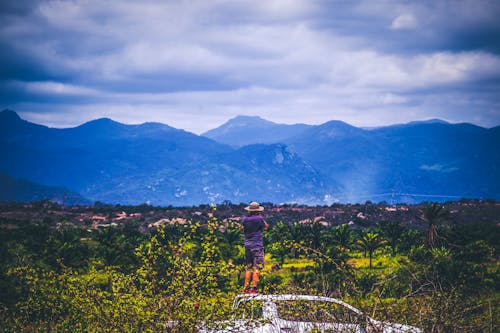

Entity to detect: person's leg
[251,269,260,288]
[243,266,252,291]
[243,247,254,292]
[251,248,265,292]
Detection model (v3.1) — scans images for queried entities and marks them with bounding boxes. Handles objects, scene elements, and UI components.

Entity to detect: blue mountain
[202,113,500,203]
[1,109,498,205]
[202,115,312,147]
[0,110,332,205]
[0,172,90,205]
[287,120,500,203]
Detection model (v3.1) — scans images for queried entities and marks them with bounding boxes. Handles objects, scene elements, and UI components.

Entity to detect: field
[0,200,498,332]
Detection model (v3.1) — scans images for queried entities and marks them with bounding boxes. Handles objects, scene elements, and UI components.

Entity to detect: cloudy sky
[1,0,500,134]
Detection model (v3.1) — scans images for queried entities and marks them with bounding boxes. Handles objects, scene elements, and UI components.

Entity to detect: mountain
[0,110,231,205]
[285,121,500,203]
[1,109,498,205]
[202,115,311,147]
[0,172,90,205]
[0,110,332,205]
[175,143,340,205]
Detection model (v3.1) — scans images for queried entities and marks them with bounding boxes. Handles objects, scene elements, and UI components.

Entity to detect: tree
[289,221,305,258]
[305,220,326,250]
[268,221,292,265]
[331,224,353,252]
[378,220,404,256]
[422,203,449,248]
[357,231,387,269]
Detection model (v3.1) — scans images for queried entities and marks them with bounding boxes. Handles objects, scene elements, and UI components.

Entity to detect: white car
[200,294,421,333]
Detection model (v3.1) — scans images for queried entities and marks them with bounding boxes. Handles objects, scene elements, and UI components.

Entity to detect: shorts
[245,247,264,270]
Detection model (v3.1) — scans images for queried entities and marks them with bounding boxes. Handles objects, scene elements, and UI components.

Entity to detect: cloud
[391,13,418,30]
[420,164,459,173]
[1,0,500,133]
[19,81,101,96]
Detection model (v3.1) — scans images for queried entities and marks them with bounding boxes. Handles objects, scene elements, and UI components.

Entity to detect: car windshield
[275,299,363,324]
[232,299,264,320]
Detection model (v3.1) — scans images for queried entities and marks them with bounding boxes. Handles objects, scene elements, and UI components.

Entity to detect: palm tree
[378,220,404,256]
[357,231,387,269]
[289,221,304,258]
[307,220,326,250]
[422,203,448,248]
[268,221,292,265]
[331,224,353,252]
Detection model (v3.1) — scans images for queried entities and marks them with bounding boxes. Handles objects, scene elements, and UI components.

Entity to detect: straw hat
[244,201,264,212]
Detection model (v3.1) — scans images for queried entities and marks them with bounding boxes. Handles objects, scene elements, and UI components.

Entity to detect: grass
[265,250,408,277]
[347,250,407,273]
[282,258,315,270]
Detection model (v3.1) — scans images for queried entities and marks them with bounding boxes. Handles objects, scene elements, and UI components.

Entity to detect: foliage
[356,231,387,269]
[0,203,498,332]
[421,203,449,248]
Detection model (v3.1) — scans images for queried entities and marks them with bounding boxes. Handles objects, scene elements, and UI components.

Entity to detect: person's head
[244,201,264,215]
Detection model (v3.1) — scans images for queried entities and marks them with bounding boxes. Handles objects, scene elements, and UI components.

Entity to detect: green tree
[378,220,404,256]
[357,231,387,269]
[422,203,449,248]
[289,221,305,258]
[305,220,327,250]
[268,221,292,266]
[331,224,353,252]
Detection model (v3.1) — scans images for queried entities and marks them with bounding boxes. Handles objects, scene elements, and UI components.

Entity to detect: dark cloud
[0,0,499,132]
[0,0,38,15]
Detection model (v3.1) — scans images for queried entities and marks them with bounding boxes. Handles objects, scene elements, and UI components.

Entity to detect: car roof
[233,294,364,315]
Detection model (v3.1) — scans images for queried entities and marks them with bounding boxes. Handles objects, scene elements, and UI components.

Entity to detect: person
[240,201,268,294]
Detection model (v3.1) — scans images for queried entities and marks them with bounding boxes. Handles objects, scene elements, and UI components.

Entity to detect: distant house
[94,222,118,228]
[91,215,107,222]
[148,217,189,229]
[356,212,367,219]
[148,218,170,228]
[170,217,188,225]
[113,212,128,221]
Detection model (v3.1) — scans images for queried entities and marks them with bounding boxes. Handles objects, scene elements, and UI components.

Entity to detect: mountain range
[1,109,498,205]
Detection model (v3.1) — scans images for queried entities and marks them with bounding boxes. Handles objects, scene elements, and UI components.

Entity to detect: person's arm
[263,220,269,231]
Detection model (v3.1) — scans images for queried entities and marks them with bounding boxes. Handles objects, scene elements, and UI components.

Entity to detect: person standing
[241,201,269,294]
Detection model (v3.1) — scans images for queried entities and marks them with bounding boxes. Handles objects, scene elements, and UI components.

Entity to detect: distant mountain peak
[406,119,449,126]
[311,120,364,138]
[81,117,120,125]
[203,115,311,147]
[0,109,45,134]
[202,115,276,139]
[223,115,275,128]
[0,109,22,121]
[321,120,357,128]
[233,115,266,121]
[75,117,125,130]
[137,121,176,131]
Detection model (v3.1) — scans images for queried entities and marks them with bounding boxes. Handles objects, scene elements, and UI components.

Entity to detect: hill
[0,172,90,205]
[1,109,498,205]
[202,115,311,147]
[284,120,500,202]
[0,110,331,205]
[203,115,500,202]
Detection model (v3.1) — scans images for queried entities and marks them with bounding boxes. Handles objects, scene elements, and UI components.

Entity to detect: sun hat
[244,201,264,212]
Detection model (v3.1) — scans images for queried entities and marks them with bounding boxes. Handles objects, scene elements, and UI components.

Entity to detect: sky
[1,0,500,134]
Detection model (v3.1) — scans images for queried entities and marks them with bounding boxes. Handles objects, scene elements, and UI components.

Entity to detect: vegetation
[0,201,498,332]
[421,203,449,248]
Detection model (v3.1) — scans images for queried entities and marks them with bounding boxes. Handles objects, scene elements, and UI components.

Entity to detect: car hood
[370,319,422,333]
